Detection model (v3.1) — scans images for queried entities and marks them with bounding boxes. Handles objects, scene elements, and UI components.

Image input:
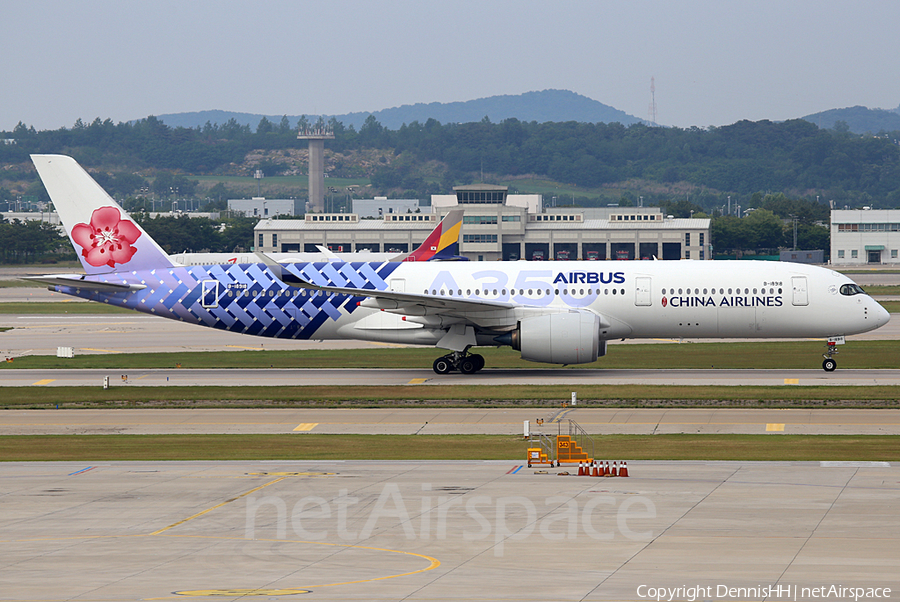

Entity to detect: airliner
[27,155,890,374]
[170,209,466,266]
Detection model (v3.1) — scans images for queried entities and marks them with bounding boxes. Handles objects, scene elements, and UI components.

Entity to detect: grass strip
[1,433,898,462]
[879,300,900,313]
[4,385,900,409]
[3,341,900,370]
[860,285,900,295]
[0,302,131,314]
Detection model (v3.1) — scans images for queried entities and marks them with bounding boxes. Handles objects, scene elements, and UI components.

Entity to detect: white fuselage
[270,259,889,346]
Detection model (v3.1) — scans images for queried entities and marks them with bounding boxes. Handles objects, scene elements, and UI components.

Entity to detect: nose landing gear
[822,341,838,372]
[432,351,485,374]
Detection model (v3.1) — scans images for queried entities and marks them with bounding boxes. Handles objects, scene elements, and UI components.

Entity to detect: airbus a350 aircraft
[170,208,466,266]
[28,155,890,374]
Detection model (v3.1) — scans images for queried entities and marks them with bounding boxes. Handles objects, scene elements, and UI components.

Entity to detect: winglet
[31,155,175,274]
[393,208,465,262]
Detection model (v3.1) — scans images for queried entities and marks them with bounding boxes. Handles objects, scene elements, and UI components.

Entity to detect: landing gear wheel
[433,357,453,374]
[459,357,478,374]
[822,358,837,372]
[470,354,485,372]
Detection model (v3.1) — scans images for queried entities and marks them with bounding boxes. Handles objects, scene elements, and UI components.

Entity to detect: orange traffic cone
[577,461,584,476]
[592,462,600,477]
[619,461,629,477]
[603,461,611,476]
[610,461,618,477]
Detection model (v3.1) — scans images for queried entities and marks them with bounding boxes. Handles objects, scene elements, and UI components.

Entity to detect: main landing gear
[433,351,485,375]
[822,341,838,372]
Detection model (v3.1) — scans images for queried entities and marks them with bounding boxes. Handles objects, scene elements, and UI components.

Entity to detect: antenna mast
[648,77,658,125]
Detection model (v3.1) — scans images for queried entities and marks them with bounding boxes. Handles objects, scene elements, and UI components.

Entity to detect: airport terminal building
[254,185,711,261]
[830,209,900,265]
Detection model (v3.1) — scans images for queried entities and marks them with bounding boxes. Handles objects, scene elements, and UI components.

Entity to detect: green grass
[880,300,900,313]
[1,433,897,462]
[863,285,900,295]
[3,341,899,371]
[3,384,900,410]
[0,280,48,288]
[190,175,370,188]
[0,302,132,314]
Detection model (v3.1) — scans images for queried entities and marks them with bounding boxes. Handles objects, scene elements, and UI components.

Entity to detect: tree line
[0,214,259,264]
[4,114,900,209]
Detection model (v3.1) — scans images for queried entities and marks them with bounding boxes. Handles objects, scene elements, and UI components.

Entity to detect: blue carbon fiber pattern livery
[55,261,401,340]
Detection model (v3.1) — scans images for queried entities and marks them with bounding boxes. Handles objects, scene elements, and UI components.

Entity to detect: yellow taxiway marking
[149,477,286,536]
[766,423,786,432]
[152,536,440,599]
[784,378,800,385]
[293,423,318,431]
[174,588,311,596]
[225,345,265,351]
[78,347,119,354]
[31,379,56,386]
[407,378,429,384]
[368,341,409,348]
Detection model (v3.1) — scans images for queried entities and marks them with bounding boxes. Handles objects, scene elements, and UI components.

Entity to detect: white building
[351,198,423,218]
[228,197,298,218]
[830,209,900,265]
[254,184,710,261]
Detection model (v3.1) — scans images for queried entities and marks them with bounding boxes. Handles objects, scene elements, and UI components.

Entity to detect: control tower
[297,122,334,213]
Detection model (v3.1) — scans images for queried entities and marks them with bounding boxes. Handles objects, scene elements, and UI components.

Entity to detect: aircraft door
[201,280,220,308]
[389,278,405,293]
[791,276,808,306]
[634,276,652,306]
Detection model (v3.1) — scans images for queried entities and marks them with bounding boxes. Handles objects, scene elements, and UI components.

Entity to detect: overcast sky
[4,0,900,132]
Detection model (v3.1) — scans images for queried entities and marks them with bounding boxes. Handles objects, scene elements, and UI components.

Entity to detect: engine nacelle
[510,311,604,365]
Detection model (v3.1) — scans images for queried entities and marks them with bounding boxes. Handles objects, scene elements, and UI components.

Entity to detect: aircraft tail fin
[395,208,465,262]
[32,155,175,274]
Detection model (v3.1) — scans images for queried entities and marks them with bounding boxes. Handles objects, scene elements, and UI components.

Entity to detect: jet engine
[508,311,605,364]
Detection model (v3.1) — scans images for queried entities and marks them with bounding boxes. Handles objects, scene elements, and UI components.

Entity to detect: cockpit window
[840,283,866,296]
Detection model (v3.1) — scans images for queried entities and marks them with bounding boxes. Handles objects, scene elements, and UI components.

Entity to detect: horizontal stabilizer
[21,274,147,293]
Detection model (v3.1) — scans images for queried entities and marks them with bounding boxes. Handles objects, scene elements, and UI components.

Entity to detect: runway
[5,407,900,435]
[6,366,900,387]
[2,460,897,600]
[2,310,898,357]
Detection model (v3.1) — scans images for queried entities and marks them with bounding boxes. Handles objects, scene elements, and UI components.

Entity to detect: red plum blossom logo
[71,207,142,268]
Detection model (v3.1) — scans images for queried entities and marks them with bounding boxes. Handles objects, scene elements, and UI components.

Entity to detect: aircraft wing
[289,274,514,312]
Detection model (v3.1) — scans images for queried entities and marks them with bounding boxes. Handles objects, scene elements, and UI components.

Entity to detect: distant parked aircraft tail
[396,208,465,262]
